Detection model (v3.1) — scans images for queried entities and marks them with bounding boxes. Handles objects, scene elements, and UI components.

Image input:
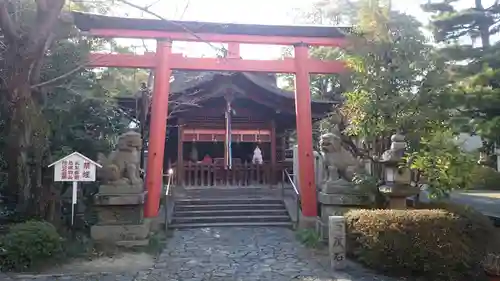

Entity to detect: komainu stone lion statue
[319,127,364,184]
[97,131,143,186]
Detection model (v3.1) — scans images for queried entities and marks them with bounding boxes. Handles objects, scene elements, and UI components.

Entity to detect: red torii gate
[72,12,347,219]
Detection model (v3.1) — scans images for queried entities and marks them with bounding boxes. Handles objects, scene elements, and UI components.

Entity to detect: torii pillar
[294,43,317,217]
[144,40,172,218]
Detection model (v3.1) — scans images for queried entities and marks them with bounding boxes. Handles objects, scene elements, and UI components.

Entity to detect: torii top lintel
[72,12,348,46]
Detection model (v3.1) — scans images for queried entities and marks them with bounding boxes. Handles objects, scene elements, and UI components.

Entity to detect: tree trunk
[476,0,491,48]
[4,83,32,212]
[0,0,65,221]
[4,79,49,216]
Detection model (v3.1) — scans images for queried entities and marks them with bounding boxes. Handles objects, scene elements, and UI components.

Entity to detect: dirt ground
[10,252,155,279]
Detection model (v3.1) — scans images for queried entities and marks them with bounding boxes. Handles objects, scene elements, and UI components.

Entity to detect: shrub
[470,165,500,190]
[296,228,322,248]
[345,209,490,281]
[416,201,500,250]
[0,220,63,271]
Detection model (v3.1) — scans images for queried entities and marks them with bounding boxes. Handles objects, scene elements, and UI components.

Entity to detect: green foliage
[41,38,130,160]
[342,4,449,140]
[0,0,130,221]
[98,67,150,97]
[45,87,128,160]
[408,130,477,198]
[422,0,498,47]
[295,228,322,248]
[290,0,470,199]
[424,0,500,147]
[345,209,491,281]
[470,165,500,190]
[415,200,498,245]
[0,221,63,271]
[279,4,346,103]
[352,173,387,207]
[451,67,500,142]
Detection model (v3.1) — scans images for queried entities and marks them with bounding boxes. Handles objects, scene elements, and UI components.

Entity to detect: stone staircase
[169,196,293,229]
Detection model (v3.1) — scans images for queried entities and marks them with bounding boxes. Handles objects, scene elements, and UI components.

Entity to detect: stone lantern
[378,133,419,209]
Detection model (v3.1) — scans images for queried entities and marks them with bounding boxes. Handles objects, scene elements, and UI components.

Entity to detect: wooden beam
[183,129,271,135]
[86,29,346,47]
[89,53,155,68]
[87,53,347,74]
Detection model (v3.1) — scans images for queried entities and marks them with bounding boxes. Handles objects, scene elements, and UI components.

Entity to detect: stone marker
[329,216,346,270]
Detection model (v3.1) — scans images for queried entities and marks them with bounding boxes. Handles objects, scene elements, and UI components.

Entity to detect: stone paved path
[140,227,398,281]
[5,227,401,281]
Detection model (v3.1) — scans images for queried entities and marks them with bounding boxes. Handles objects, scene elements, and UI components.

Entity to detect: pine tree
[424,0,500,149]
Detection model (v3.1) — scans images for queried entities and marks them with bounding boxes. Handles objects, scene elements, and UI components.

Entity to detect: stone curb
[1,271,151,280]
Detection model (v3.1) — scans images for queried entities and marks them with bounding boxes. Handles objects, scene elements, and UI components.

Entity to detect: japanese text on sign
[51,152,99,182]
[83,162,91,179]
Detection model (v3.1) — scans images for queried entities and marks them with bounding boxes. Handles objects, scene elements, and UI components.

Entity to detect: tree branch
[115,0,234,57]
[31,64,85,89]
[179,0,191,19]
[30,32,56,85]
[0,0,20,42]
[30,0,64,52]
[30,54,107,89]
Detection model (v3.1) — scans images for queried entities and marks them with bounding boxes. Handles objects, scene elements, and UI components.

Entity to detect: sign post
[48,152,102,225]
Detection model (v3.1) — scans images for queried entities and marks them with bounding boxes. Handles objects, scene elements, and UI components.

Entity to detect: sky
[105,0,497,59]
[109,0,427,59]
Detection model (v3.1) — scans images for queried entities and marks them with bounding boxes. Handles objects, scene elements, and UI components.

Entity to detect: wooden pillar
[144,40,172,218]
[293,43,317,217]
[177,118,184,186]
[224,95,233,170]
[227,42,240,58]
[270,120,277,184]
[280,134,286,162]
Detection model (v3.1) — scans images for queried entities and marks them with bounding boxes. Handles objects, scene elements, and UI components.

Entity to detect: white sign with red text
[49,152,101,182]
[48,152,102,225]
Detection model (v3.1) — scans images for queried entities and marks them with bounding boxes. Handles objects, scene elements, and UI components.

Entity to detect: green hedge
[0,220,63,271]
[416,201,499,250]
[470,165,500,190]
[345,209,492,281]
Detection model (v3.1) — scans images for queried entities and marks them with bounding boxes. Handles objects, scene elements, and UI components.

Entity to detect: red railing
[172,162,292,187]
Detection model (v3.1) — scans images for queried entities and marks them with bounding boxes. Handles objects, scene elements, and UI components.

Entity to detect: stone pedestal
[379,184,419,210]
[90,184,150,246]
[316,182,370,241]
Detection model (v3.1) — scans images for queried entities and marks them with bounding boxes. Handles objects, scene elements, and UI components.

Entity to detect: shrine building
[118,71,337,188]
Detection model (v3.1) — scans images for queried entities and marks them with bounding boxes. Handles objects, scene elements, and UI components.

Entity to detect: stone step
[175,198,283,206]
[169,221,294,229]
[171,215,291,224]
[170,196,291,229]
[175,203,285,211]
[175,209,288,217]
[175,187,282,198]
